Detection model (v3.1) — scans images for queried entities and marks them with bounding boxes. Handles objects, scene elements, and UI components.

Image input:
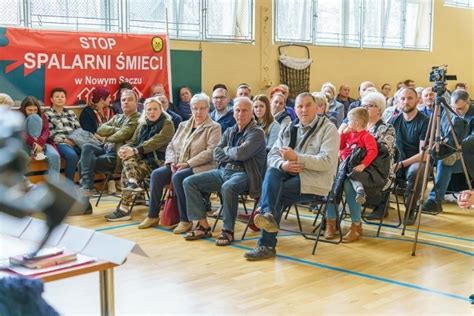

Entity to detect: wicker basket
[278,44,312,99]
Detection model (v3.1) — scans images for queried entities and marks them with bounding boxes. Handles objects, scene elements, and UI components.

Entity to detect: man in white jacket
[245,92,340,261]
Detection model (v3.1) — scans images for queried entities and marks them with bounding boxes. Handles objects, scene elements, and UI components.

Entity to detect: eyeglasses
[362,103,377,108]
[212,96,227,100]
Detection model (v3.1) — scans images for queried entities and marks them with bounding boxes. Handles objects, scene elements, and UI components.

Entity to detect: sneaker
[107,180,117,194]
[33,151,47,160]
[422,199,443,215]
[444,194,458,203]
[244,246,276,261]
[365,203,388,220]
[254,213,279,233]
[104,209,131,222]
[172,221,193,234]
[138,217,160,229]
[122,182,144,192]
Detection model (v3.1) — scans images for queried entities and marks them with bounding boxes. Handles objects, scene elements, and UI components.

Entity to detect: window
[444,0,474,8]
[0,0,254,43]
[29,0,119,32]
[275,0,433,51]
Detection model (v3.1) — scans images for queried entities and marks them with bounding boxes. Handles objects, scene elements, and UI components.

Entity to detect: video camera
[429,65,457,95]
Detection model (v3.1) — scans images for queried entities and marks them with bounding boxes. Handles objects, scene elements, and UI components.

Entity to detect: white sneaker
[34,152,47,161]
[107,180,117,194]
[444,194,458,203]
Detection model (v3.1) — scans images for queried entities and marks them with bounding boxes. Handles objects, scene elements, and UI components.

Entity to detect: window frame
[274,0,434,52]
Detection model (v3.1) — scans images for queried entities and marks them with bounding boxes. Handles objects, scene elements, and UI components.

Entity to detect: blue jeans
[428,160,462,202]
[148,165,193,220]
[56,143,79,181]
[257,167,317,248]
[396,162,425,211]
[327,179,361,223]
[183,168,249,231]
[79,143,116,189]
[25,115,61,180]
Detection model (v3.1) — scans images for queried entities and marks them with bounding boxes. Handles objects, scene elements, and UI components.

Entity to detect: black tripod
[401,88,472,256]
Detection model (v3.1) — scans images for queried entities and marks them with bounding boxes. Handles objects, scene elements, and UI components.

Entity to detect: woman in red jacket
[19,96,61,180]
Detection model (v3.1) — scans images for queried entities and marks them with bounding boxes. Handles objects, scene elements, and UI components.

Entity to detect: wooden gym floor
[43,193,473,315]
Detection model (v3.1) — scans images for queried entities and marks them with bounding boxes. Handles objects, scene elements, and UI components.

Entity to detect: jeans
[183,168,249,231]
[257,167,317,248]
[327,179,361,223]
[25,115,61,180]
[396,162,425,211]
[148,165,193,220]
[79,143,116,189]
[428,160,462,202]
[56,143,80,181]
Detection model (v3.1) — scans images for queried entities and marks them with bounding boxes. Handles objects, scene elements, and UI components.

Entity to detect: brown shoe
[138,217,159,229]
[324,219,337,239]
[173,221,193,234]
[342,223,362,243]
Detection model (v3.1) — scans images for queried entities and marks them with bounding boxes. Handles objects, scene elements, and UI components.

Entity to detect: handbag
[159,180,180,227]
[68,128,102,148]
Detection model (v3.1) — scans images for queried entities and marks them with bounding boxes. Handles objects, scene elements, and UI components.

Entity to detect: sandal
[184,225,212,241]
[215,229,234,246]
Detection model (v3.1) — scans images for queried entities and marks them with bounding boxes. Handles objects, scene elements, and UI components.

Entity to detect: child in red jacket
[339,107,378,204]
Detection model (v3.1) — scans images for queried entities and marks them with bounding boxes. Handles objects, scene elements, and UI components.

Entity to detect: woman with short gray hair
[139,92,222,232]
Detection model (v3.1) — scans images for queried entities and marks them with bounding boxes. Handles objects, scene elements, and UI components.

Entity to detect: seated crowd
[0,78,472,261]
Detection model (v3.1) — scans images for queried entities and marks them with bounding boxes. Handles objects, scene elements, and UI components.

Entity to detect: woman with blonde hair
[105,97,175,221]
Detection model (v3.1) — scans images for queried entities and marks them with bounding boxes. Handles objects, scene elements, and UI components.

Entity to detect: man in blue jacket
[210,87,236,133]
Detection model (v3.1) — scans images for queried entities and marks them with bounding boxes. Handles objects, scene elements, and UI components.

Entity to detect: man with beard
[389,87,429,225]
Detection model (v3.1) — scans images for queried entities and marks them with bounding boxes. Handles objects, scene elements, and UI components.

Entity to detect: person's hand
[32,143,43,153]
[281,161,305,174]
[63,139,75,147]
[343,126,354,134]
[170,163,178,173]
[280,147,297,161]
[394,161,403,173]
[119,146,134,160]
[457,190,474,209]
[352,163,366,172]
[175,162,190,171]
[95,133,105,142]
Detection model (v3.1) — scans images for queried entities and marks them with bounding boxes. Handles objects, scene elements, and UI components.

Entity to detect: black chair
[275,194,344,255]
[95,172,120,207]
[211,193,259,239]
[115,178,151,214]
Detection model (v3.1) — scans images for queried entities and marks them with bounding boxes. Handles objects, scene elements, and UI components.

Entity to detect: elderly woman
[325,91,395,241]
[104,97,175,221]
[322,82,345,128]
[253,94,280,151]
[138,93,221,232]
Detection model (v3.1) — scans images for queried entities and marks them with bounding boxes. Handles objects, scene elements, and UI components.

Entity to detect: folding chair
[115,178,151,214]
[211,192,259,237]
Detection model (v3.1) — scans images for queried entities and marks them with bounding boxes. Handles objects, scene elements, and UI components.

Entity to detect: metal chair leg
[96,173,112,207]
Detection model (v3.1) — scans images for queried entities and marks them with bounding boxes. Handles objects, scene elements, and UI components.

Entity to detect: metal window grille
[0,0,254,43]
[275,0,433,51]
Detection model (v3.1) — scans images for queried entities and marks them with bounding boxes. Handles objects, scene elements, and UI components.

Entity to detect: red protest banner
[0,27,171,105]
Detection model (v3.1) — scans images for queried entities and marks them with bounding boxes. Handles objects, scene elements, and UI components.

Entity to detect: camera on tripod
[429,65,457,95]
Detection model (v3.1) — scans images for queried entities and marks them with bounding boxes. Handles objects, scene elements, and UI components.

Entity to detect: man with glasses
[210,88,236,133]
